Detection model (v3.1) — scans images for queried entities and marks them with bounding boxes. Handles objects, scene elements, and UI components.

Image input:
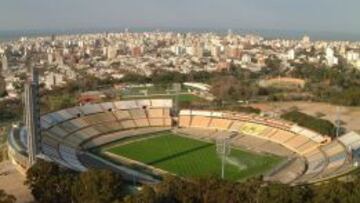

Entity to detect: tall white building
[242,54,251,64]
[1,55,8,72]
[326,47,338,66]
[287,49,295,60]
[44,72,65,90]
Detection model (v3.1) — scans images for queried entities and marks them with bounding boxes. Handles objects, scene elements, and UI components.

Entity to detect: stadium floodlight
[336,106,342,138]
[216,136,231,179]
[173,83,181,114]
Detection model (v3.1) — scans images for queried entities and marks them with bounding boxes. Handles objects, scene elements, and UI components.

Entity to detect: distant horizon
[1,0,359,42]
[1,26,360,42]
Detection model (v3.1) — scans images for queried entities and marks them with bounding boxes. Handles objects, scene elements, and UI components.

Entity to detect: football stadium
[7,98,359,185]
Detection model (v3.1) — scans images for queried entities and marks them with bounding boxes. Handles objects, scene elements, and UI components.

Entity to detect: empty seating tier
[40,99,173,174]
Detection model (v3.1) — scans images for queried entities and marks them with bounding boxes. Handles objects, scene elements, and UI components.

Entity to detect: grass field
[106,132,282,181]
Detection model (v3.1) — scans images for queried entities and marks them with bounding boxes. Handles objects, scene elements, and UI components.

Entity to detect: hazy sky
[0,0,359,34]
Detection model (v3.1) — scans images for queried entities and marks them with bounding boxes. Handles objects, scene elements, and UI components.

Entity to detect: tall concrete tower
[24,67,41,167]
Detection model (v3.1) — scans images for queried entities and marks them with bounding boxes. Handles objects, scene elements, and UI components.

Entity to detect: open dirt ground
[249,101,360,132]
[0,161,33,203]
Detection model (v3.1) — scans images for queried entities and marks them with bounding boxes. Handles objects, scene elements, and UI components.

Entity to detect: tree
[0,75,6,97]
[210,75,258,103]
[71,169,125,203]
[281,111,337,137]
[123,185,157,203]
[25,159,77,203]
[0,190,16,203]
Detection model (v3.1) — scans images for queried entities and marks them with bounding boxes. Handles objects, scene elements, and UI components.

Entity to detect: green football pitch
[106,132,283,181]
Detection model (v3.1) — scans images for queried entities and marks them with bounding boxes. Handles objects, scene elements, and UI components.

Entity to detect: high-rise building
[302,35,311,44]
[326,47,338,66]
[287,49,295,60]
[24,68,41,167]
[1,55,8,72]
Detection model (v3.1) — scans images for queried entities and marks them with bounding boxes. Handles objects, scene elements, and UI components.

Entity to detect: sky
[0,0,359,35]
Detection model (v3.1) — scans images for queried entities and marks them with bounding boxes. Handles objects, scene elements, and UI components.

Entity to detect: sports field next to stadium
[105,132,283,181]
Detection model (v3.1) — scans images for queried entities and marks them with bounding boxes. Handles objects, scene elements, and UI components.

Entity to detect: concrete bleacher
[176,128,217,140]
[238,123,269,137]
[59,144,86,171]
[78,104,103,115]
[47,125,70,138]
[134,118,150,127]
[129,109,147,119]
[179,116,191,127]
[149,118,164,126]
[113,110,132,120]
[209,118,232,130]
[40,99,174,173]
[99,102,115,112]
[228,121,246,132]
[233,134,268,151]
[81,112,116,125]
[338,131,360,151]
[190,116,211,128]
[266,157,306,184]
[269,130,296,144]
[148,109,164,118]
[290,125,328,144]
[81,127,171,149]
[303,149,327,175]
[114,100,138,110]
[59,118,89,133]
[177,109,350,183]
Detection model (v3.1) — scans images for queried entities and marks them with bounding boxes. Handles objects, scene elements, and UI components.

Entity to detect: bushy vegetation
[0,99,22,123]
[291,62,360,106]
[0,190,15,203]
[281,111,337,137]
[26,159,360,203]
[25,160,126,203]
[126,175,360,203]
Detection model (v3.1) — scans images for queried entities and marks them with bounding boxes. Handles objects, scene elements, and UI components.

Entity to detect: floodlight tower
[173,83,181,114]
[336,106,341,138]
[24,67,41,167]
[216,136,231,179]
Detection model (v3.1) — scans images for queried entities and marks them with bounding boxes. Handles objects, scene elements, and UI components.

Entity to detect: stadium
[7,98,360,185]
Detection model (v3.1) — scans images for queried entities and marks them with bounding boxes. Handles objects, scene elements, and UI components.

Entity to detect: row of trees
[25,160,126,203]
[126,175,360,203]
[281,111,338,138]
[27,160,360,203]
[291,62,360,106]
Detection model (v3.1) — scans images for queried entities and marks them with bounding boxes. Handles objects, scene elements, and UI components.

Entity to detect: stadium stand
[338,131,360,152]
[27,103,353,185]
[266,157,306,184]
[209,118,232,130]
[129,109,147,119]
[78,104,103,115]
[148,109,164,118]
[81,127,171,149]
[113,110,132,120]
[176,109,353,183]
[39,100,174,175]
[190,116,211,128]
[134,118,150,127]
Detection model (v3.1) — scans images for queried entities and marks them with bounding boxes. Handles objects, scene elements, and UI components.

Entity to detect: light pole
[216,136,231,179]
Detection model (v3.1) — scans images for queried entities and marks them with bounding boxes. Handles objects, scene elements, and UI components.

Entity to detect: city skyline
[0,0,360,36]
